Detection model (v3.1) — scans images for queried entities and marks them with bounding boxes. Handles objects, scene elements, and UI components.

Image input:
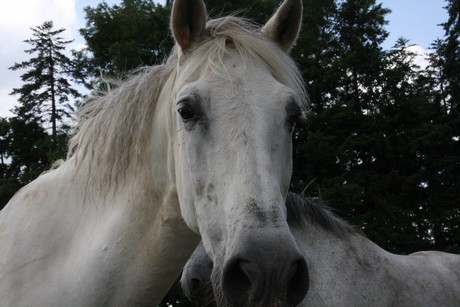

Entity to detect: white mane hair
[67,61,177,192]
[66,16,308,193]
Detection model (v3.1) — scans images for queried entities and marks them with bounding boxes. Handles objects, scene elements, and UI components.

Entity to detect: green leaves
[80,0,173,78]
[291,0,459,254]
[8,21,80,141]
[1,21,77,210]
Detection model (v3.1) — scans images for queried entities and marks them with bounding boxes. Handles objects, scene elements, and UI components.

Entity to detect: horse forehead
[195,50,282,93]
[228,59,277,90]
[206,66,286,107]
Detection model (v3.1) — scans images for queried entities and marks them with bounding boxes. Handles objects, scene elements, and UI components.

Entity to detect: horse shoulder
[345,244,460,306]
[0,165,78,302]
[408,250,460,281]
[1,163,78,245]
[408,250,460,270]
[294,225,397,306]
[381,250,460,305]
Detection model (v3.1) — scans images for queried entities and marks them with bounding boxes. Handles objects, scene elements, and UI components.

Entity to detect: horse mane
[286,192,358,238]
[66,15,307,192]
[67,60,177,191]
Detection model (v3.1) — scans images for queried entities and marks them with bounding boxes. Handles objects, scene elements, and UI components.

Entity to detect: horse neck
[66,81,199,300]
[293,222,399,306]
[292,222,392,278]
[117,98,200,302]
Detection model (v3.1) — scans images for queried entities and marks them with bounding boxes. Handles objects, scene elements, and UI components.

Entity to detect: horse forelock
[178,16,308,111]
[286,192,358,238]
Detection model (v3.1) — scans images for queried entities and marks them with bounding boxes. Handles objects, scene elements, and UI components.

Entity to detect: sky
[0,0,448,118]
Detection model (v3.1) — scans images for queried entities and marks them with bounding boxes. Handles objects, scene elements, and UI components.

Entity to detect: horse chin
[190,291,215,307]
[245,294,294,307]
[212,274,296,307]
[215,295,296,307]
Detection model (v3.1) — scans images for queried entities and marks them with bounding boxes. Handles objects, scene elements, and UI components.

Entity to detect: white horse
[182,192,460,307]
[0,0,310,305]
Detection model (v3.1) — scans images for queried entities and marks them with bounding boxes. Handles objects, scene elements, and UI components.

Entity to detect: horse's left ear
[262,0,303,52]
[171,0,207,53]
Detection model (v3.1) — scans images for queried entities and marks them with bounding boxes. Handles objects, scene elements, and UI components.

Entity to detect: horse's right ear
[171,0,207,53]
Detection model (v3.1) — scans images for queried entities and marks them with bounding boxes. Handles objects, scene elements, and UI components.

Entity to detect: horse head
[169,1,308,305]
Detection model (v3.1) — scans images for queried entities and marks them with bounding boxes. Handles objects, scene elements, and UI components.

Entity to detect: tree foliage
[1,21,75,210]
[79,0,173,79]
[290,0,459,254]
[9,21,80,141]
[0,115,67,211]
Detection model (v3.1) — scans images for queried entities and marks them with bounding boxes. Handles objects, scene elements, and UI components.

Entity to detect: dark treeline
[1,0,459,305]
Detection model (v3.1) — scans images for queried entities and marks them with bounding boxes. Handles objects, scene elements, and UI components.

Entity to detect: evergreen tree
[418,0,460,252]
[80,0,173,78]
[9,21,80,142]
[290,0,339,193]
[2,21,76,209]
[290,0,455,253]
[0,115,57,210]
[292,0,390,199]
[78,0,282,80]
[441,0,460,112]
[0,118,9,173]
[292,0,459,254]
[0,118,17,210]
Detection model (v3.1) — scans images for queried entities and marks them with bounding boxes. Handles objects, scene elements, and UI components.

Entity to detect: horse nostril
[287,258,309,305]
[219,231,309,306]
[189,277,202,295]
[222,258,253,305]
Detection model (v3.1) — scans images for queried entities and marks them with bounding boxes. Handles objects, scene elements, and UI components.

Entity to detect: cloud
[406,45,431,70]
[0,0,76,30]
[0,0,79,117]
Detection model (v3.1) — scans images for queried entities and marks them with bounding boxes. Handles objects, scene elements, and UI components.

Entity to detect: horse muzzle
[218,229,309,307]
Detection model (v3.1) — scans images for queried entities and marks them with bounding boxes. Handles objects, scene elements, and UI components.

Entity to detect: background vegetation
[1,0,459,305]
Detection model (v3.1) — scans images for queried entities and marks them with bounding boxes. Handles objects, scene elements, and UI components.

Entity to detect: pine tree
[79,0,281,80]
[9,21,80,142]
[2,21,78,208]
[419,0,460,252]
[0,116,54,209]
[292,0,390,199]
[80,0,173,78]
[441,0,460,112]
[291,0,444,253]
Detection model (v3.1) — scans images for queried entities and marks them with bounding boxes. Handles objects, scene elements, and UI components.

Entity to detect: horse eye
[178,105,195,121]
[286,102,302,131]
